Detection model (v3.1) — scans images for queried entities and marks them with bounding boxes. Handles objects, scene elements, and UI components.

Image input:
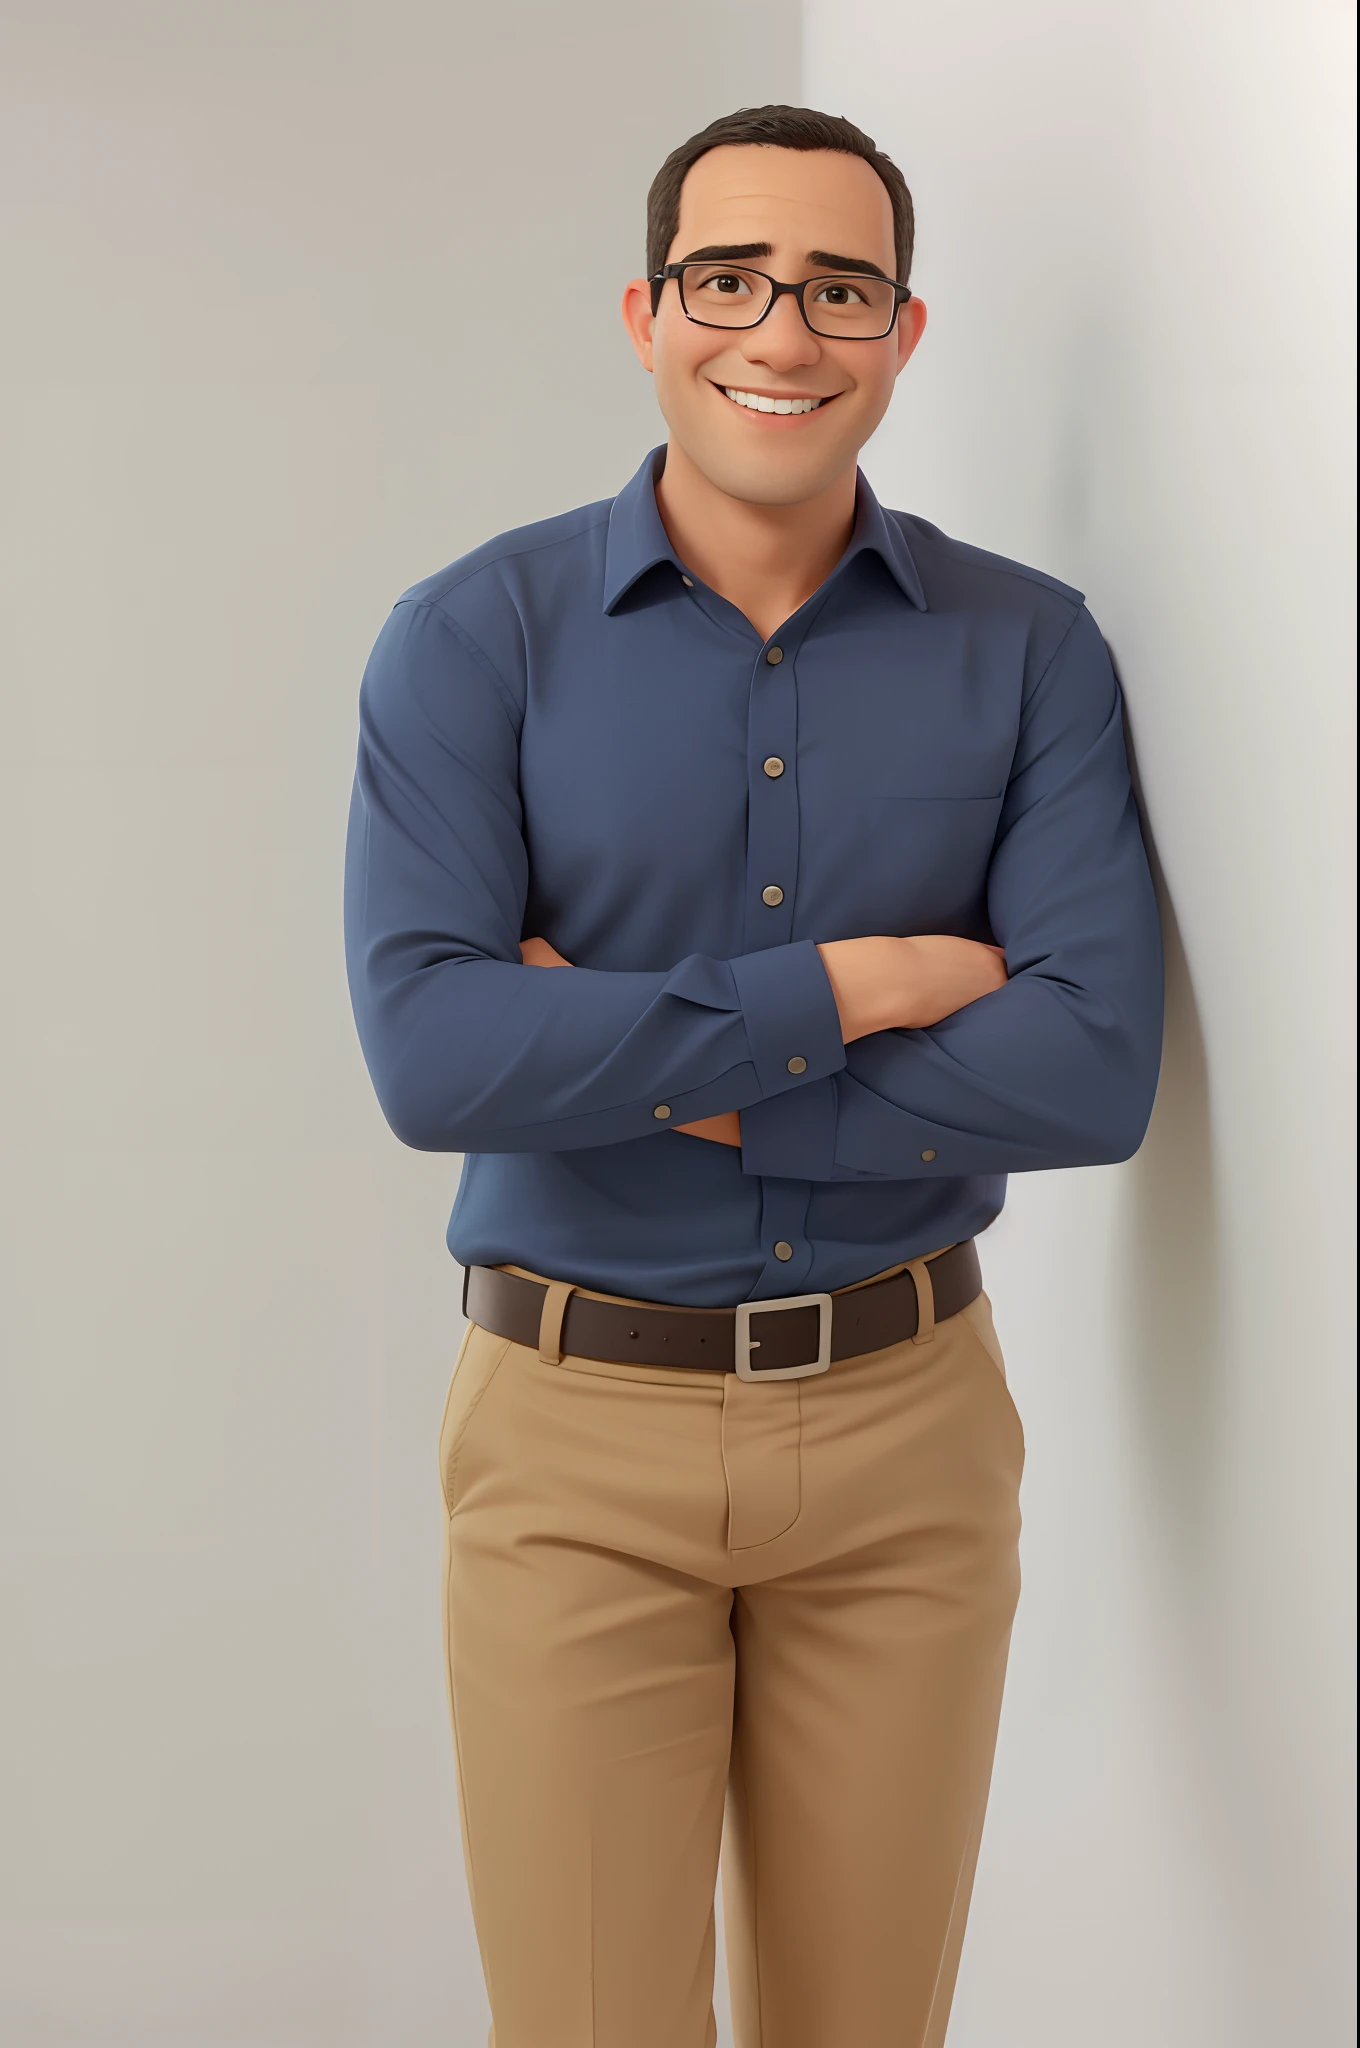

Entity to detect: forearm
[837,962,1160,1172]
[345,597,850,1155]
[513,942,753,1153]
[516,931,1010,1157]
[740,955,1161,1180]
[346,833,846,1153]
[741,664,1165,1180]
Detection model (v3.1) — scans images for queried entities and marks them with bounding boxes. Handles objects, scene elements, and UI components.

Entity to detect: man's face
[623,145,926,507]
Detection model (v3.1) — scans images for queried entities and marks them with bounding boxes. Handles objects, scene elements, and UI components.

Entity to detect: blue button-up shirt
[344,446,1163,1306]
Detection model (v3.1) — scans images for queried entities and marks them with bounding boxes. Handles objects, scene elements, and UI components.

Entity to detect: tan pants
[437,1258,1025,2048]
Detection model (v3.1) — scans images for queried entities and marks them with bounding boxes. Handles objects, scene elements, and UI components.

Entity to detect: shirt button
[761,884,784,906]
[921,1148,936,1161]
[681,575,694,587]
[787,1056,807,1074]
[763,756,785,777]
[773,1240,794,1261]
[653,1104,672,1119]
[765,646,784,665]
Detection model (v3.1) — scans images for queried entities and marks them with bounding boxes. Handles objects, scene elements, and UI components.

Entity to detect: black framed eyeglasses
[649,261,912,340]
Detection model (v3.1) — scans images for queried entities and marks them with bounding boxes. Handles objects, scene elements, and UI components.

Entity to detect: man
[344,104,1162,2048]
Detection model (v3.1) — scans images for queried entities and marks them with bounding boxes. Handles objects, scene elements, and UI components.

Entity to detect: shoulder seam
[975,560,1083,605]
[892,512,1084,606]
[397,598,522,730]
[1021,601,1094,714]
[414,507,613,605]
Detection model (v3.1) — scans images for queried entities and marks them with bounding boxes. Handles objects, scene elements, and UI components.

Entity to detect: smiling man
[345,105,1163,2048]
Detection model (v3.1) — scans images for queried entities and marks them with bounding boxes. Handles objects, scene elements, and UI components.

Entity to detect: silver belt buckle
[733,1293,834,1381]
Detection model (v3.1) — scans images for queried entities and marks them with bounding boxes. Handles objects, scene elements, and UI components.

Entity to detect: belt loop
[905,1256,936,1346]
[538,1279,576,1364]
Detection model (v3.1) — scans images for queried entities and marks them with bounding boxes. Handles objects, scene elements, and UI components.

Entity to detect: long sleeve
[738,604,1164,1181]
[343,598,847,1153]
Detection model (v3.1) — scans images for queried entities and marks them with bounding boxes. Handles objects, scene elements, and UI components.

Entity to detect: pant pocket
[956,1291,1025,1450]
[437,1324,512,1513]
[957,1290,1007,1380]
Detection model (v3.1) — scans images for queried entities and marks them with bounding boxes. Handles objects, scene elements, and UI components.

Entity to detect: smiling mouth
[718,384,836,415]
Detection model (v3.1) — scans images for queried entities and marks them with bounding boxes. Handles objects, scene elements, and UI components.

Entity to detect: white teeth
[722,387,824,414]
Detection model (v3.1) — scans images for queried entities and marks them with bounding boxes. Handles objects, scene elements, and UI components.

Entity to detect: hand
[520,935,572,969]
[815,935,1008,1042]
[669,1109,742,1147]
[519,937,740,1146]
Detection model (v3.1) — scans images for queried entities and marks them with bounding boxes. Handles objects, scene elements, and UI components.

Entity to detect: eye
[693,268,754,297]
[810,278,871,307]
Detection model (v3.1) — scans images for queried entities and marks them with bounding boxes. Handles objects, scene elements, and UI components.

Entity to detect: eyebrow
[675,242,892,281]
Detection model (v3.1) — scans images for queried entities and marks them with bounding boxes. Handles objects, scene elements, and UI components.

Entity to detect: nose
[740,289,822,374]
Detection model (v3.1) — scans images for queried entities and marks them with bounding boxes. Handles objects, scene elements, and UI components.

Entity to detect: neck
[653,439,859,643]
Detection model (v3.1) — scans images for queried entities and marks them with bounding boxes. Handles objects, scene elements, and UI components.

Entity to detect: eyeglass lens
[678,263,897,336]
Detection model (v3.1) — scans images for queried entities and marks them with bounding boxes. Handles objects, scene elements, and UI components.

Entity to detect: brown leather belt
[462,1239,981,1380]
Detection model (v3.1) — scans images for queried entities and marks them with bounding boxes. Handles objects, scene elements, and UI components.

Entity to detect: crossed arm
[345,597,1163,1173]
[519,931,1010,1145]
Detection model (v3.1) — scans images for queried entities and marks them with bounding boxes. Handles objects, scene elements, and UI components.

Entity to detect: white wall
[0,7,797,2043]
[803,3,1356,2042]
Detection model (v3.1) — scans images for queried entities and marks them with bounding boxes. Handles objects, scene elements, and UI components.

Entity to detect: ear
[894,295,927,376]
[621,277,657,372]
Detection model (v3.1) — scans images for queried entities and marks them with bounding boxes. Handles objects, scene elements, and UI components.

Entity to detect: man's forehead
[674,146,894,260]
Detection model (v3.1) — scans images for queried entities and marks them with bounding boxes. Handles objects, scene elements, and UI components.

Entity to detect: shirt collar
[601,444,928,615]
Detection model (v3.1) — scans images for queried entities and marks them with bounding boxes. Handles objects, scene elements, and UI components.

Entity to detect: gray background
[2,2,1354,2043]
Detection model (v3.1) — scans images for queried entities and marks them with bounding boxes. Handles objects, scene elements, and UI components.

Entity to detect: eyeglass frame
[649,261,913,339]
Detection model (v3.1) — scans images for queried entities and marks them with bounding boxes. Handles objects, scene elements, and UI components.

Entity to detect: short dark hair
[646,104,915,286]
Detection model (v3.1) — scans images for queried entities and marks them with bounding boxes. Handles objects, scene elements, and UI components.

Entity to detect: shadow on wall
[1116,665,1226,1591]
